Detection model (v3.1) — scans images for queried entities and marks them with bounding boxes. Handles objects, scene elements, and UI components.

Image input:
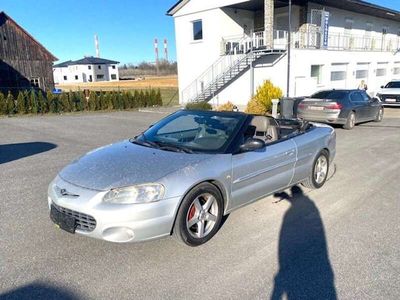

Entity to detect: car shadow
[0,142,57,164]
[271,186,337,300]
[0,282,81,300]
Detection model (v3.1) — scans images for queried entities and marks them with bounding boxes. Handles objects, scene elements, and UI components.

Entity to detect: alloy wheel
[186,193,219,239]
[314,155,328,184]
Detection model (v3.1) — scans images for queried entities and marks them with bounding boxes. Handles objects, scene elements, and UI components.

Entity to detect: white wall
[208,49,400,107]
[174,6,255,100]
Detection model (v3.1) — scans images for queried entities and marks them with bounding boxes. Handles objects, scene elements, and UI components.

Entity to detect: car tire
[343,112,356,130]
[302,150,330,189]
[173,182,223,247]
[374,107,384,122]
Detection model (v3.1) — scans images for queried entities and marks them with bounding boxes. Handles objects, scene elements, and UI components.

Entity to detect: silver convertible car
[48,110,336,246]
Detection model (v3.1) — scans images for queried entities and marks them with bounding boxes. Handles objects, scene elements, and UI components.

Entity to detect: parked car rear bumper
[297,111,347,125]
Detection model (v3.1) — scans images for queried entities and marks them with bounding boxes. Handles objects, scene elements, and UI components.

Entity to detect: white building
[167,0,400,106]
[53,57,119,84]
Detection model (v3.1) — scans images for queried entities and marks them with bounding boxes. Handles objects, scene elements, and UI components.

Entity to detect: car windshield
[133,110,246,153]
[311,90,349,100]
[385,81,400,88]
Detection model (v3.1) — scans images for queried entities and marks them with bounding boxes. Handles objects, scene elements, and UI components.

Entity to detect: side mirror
[239,138,265,152]
[380,85,384,89]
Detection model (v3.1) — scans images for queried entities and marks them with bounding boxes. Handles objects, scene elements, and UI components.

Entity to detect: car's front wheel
[173,183,223,246]
[302,150,330,189]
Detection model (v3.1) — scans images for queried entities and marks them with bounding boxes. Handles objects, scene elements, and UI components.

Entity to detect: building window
[75,75,79,80]
[394,66,400,75]
[111,74,117,80]
[356,70,368,79]
[376,68,386,76]
[311,65,323,84]
[192,20,203,41]
[97,74,104,79]
[30,78,40,88]
[112,65,116,69]
[331,71,346,81]
[88,65,92,70]
[63,76,67,80]
[98,65,101,69]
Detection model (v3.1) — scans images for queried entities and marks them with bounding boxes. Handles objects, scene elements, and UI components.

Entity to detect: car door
[230,138,297,209]
[349,91,370,121]
[361,91,380,120]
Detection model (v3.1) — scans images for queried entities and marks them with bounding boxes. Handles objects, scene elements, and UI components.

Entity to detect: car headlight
[103,184,165,204]
[376,93,381,98]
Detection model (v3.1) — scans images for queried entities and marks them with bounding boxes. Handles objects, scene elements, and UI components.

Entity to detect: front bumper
[48,176,182,243]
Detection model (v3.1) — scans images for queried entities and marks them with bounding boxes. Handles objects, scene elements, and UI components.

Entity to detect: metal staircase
[181,30,288,104]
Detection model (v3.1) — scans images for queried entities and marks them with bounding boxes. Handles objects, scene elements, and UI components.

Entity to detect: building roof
[167,0,400,22]
[53,57,119,68]
[0,11,58,61]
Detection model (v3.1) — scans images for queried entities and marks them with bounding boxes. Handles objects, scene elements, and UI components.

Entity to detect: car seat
[250,116,280,143]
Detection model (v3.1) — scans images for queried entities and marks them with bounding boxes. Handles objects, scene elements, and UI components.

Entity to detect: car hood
[379,88,400,95]
[59,140,211,191]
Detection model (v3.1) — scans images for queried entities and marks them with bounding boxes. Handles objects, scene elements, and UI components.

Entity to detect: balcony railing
[221,29,400,53]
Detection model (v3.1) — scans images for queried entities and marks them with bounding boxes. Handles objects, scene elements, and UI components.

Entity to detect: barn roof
[53,57,119,68]
[0,11,58,61]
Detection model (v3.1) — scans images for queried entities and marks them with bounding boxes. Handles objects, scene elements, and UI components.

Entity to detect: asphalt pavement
[1,109,399,299]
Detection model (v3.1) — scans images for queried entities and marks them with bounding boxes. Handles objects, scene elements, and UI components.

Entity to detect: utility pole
[154,38,159,75]
[164,39,169,62]
[287,0,292,97]
[94,34,100,58]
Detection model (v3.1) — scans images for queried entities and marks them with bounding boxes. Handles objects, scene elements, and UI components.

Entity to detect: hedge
[0,89,163,116]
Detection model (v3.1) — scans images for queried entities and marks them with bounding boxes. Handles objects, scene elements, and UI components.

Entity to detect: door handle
[285,150,295,156]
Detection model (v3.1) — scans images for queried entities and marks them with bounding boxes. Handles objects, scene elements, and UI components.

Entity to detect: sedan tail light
[324,102,343,110]
[298,103,306,109]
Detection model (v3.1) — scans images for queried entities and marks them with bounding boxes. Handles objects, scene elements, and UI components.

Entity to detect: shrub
[88,91,97,111]
[0,92,6,115]
[38,91,48,113]
[60,93,71,112]
[6,92,16,115]
[217,101,235,111]
[185,101,212,111]
[245,80,282,115]
[156,89,162,106]
[16,91,26,114]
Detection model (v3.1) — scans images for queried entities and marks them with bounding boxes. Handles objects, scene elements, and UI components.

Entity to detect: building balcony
[221,29,400,54]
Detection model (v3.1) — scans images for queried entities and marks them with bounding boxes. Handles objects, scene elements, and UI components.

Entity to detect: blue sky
[1,0,398,64]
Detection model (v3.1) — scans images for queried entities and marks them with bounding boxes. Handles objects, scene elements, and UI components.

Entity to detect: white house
[167,0,400,106]
[53,57,119,84]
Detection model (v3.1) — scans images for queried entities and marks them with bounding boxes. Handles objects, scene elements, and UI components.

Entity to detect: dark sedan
[297,89,383,130]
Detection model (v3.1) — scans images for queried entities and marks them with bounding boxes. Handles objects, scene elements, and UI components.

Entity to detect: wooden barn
[0,11,57,93]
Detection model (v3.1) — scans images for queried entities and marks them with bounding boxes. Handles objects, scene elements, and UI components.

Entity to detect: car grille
[379,94,400,101]
[52,202,96,232]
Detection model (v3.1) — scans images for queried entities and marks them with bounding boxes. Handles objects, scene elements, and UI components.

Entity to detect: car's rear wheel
[374,107,384,122]
[302,150,329,189]
[173,183,223,246]
[343,112,356,130]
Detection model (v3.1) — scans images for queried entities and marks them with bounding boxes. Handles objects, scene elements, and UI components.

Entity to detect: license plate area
[385,98,397,102]
[309,106,324,111]
[50,205,76,233]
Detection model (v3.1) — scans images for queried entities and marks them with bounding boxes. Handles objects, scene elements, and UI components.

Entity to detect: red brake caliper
[188,204,196,221]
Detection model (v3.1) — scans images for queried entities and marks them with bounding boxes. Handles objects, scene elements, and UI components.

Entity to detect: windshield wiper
[129,134,160,149]
[153,141,194,154]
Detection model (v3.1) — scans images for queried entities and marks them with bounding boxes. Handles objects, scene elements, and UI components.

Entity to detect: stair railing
[181,34,251,103]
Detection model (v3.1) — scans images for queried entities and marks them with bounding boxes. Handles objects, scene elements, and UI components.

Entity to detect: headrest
[251,116,269,132]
